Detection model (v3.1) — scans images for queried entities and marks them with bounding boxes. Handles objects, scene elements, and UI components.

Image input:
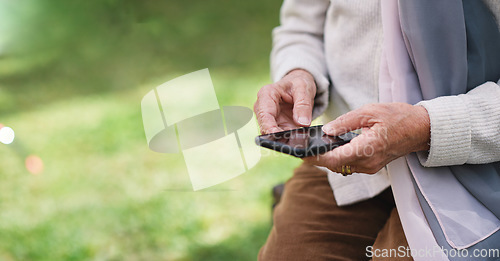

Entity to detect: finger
[304,150,366,174]
[302,143,353,170]
[291,79,314,127]
[275,121,298,131]
[258,113,283,134]
[331,164,358,175]
[305,128,388,174]
[322,108,373,136]
[254,86,282,134]
[326,140,363,167]
[303,132,371,169]
[275,103,299,131]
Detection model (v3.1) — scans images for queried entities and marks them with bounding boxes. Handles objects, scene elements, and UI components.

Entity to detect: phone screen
[255,125,357,158]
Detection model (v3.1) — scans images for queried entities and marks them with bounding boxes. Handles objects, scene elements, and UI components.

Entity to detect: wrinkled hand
[304,103,430,174]
[254,69,316,134]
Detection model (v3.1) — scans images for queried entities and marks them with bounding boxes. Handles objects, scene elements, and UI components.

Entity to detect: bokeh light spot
[25,155,44,175]
[0,126,15,144]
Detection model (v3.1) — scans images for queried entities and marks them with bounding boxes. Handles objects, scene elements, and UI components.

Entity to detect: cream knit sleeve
[416,79,500,167]
[271,0,331,119]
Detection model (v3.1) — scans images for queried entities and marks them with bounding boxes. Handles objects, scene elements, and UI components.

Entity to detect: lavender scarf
[380,0,500,260]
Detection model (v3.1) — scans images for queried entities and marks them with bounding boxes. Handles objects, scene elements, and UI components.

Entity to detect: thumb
[322,110,372,136]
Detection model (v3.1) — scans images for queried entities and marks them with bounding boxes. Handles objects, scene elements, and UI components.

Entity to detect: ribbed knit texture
[417,81,500,167]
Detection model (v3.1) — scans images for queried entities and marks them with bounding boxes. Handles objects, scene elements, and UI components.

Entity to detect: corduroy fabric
[258,163,411,261]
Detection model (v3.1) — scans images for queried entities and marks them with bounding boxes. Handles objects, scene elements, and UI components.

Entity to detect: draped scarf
[380,0,500,260]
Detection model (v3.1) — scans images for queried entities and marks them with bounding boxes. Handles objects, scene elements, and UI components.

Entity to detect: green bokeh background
[0,1,304,260]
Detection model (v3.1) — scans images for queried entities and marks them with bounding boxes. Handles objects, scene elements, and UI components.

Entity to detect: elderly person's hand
[304,103,431,174]
[254,69,316,134]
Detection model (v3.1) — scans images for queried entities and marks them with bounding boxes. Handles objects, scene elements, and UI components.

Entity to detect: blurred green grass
[0,0,304,260]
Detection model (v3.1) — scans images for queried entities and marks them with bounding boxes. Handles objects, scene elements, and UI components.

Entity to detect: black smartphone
[255,125,358,158]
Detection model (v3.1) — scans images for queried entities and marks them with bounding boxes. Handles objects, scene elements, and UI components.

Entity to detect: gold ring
[341,165,352,176]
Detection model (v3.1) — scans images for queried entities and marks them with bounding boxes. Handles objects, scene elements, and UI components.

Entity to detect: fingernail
[297,116,310,126]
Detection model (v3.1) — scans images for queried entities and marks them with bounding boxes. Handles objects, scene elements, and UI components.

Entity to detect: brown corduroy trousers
[258,163,413,261]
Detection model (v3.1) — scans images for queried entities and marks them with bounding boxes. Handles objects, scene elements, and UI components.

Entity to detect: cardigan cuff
[416,96,471,167]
